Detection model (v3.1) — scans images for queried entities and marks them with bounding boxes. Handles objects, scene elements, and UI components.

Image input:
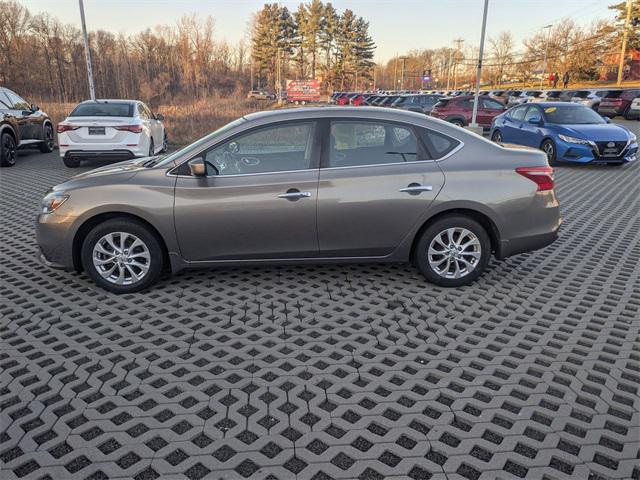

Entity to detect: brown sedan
[37,107,561,293]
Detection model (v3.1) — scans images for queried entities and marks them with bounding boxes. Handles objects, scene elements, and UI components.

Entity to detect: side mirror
[155,113,165,121]
[188,158,206,177]
[602,116,611,123]
[528,117,542,125]
[30,103,39,112]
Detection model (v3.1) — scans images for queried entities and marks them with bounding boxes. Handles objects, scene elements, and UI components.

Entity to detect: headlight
[41,191,69,214]
[558,134,593,145]
[629,132,637,143]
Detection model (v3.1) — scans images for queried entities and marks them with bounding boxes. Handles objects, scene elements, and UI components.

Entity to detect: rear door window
[482,98,504,110]
[329,121,420,167]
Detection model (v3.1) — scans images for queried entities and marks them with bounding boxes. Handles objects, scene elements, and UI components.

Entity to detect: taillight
[56,124,79,133]
[516,166,554,191]
[115,125,143,133]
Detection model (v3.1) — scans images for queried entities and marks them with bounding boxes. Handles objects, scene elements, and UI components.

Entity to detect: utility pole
[453,38,464,90]
[617,0,632,86]
[446,48,453,90]
[394,54,398,91]
[470,0,489,129]
[251,61,254,90]
[400,56,407,90]
[78,0,95,100]
[539,24,553,88]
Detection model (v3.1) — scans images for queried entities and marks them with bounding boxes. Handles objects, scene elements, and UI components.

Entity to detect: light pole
[78,0,95,100]
[617,0,632,86]
[539,24,553,88]
[470,0,489,129]
[400,56,407,90]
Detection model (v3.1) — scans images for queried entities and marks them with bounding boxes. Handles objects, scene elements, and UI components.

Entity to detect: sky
[20,0,615,62]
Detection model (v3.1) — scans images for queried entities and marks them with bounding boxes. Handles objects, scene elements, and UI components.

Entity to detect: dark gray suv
[37,107,561,293]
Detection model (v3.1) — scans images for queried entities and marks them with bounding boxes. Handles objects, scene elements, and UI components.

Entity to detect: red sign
[286,79,321,102]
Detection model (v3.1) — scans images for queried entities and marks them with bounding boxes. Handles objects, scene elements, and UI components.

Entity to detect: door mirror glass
[188,157,206,177]
[155,113,164,121]
[602,115,611,123]
[528,116,542,125]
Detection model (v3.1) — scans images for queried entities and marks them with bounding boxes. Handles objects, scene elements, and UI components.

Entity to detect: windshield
[70,102,133,117]
[155,117,246,167]
[543,105,605,124]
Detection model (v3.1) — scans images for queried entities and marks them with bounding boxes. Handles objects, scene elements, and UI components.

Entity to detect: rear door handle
[278,190,312,200]
[399,184,433,194]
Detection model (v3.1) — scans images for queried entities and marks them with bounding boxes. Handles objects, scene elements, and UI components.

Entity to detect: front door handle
[399,184,433,195]
[278,189,312,200]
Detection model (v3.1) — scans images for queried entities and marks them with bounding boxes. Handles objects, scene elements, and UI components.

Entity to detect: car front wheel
[415,215,491,287]
[81,218,164,293]
[541,139,557,166]
[491,130,502,143]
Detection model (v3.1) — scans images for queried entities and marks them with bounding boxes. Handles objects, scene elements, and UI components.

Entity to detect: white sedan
[56,99,167,167]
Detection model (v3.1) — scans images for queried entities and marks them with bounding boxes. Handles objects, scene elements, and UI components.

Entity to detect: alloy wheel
[542,142,554,160]
[92,232,150,285]
[2,134,17,165]
[492,131,502,143]
[428,227,481,279]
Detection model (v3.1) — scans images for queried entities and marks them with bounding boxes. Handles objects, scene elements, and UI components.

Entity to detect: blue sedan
[490,102,637,166]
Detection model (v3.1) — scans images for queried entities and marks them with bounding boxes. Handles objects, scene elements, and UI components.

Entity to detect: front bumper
[36,213,77,271]
[557,140,637,164]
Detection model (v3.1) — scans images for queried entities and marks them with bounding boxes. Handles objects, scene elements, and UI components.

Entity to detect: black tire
[81,218,164,294]
[414,215,491,287]
[541,139,558,166]
[63,156,80,168]
[449,118,465,127]
[148,138,154,157]
[0,132,17,167]
[491,130,502,143]
[39,123,55,153]
[623,106,633,121]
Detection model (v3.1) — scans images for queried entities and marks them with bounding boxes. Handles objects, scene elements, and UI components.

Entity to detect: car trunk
[65,117,135,143]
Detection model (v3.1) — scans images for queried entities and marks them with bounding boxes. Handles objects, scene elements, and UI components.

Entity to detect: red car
[598,89,640,118]
[430,95,506,128]
[350,94,365,106]
[336,93,351,106]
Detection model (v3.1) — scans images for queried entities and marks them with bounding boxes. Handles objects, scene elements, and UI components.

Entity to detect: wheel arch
[0,124,18,143]
[409,207,501,261]
[72,212,170,272]
[445,115,467,126]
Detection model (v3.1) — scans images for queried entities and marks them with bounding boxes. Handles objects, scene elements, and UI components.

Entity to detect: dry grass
[36,96,270,146]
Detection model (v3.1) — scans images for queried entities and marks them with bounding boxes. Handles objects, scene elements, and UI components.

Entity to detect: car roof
[242,106,448,126]
[79,99,139,104]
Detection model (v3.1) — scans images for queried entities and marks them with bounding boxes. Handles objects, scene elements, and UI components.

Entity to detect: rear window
[605,90,623,98]
[574,91,591,98]
[70,102,134,117]
[546,92,562,98]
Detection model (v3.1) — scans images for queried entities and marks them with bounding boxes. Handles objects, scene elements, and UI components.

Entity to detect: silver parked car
[36,107,561,293]
[570,89,610,111]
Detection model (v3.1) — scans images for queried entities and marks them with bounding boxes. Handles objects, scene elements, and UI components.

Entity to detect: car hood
[51,158,152,192]
[552,123,631,141]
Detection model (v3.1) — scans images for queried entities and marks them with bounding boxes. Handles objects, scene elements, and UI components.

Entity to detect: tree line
[251,0,375,92]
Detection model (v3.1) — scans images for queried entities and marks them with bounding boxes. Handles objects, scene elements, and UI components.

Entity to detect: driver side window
[203,122,316,176]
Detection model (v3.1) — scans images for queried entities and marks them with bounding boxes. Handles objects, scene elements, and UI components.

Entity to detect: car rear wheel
[450,119,465,127]
[623,106,634,120]
[0,132,17,167]
[39,123,55,153]
[63,156,80,168]
[541,139,558,166]
[491,130,502,143]
[81,218,164,293]
[148,138,154,157]
[414,215,491,287]
[161,132,168,153]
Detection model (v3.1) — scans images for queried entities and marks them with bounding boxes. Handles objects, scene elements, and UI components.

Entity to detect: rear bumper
[63,150,137,161]
[497,229,559,259]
